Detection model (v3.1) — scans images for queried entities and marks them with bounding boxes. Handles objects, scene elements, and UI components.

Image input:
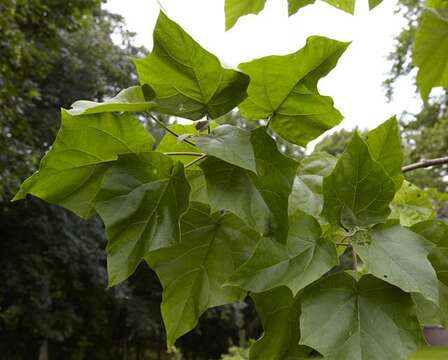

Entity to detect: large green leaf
[322,132,396,229]
[13,111,154,218]
[390,181,436,227]
[288,0,355,16]
[227,210,337,295]
[413,1,448,100]
[200,127,298,242]
[352,222,439,304]
[365,117,404,189]
[239,36,348,146]
[249,287,312,360]
[67,85,156,116]
[412,219,448,286]
[146,203,259,347]
[195,125,256,172]
[289,152,336,217]
[300,273,425,360]
[224,0,267,30]
[134,12,249,120]
[93,153,190,286]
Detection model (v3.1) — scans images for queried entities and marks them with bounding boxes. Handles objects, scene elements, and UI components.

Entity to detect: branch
[401,156,448,173]
[147,113,196,147]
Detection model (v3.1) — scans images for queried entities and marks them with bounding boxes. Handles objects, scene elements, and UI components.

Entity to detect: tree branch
[401,156,448,173]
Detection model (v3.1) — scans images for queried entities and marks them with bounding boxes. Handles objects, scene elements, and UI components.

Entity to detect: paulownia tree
[12,1,448,359]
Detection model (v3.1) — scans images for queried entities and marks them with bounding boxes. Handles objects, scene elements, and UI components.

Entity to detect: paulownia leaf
[13,111,154,218]
[250,287,313,360]
[146,202,259,347]
[289,151,336,217]
[412,281,448,327]
[352,222,439,304]
[67,85,156,116]
[300,273,425,360]
[413,0,448,100]
[365,117,404,190]
[368,0,383,10]
[200,127,298,242]
[225,0,267,30]
[288,0,355,16]
[134,12,249,120]
[389,181,436,227]
[321,132,396,229]
[227,210,337,295]
[186,170,208,203]
[93,153,190,286]
[412,219,448,286]
[239,36,348,146]
[195,125,256,173]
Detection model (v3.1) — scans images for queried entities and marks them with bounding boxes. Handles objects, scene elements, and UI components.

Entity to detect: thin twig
[185,154,207,169]
[147,113,196,147]
[164,152,204,157]
[402,156,448,173]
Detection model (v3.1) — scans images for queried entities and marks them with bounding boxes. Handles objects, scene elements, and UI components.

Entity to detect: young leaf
[156,124,200,165]
[67,85,156,116]
[300,273,425,360]
[146,203,259,347]
[365,116,404,189]
[289,152,337,217]
[390,181,436,227]
[239,36,349,146]
[413,1,448,100]
[134,12,249,120]
[249,287,313,360]
[13,111,154,218]
[93,153,190,286]
[412,219,448,286]
[195,125,257,172]
[227,210,337,295]
[352,222,439,304]
[322,132,396,229]
[224,0,267,30]
[288,0,356,16]
[200,127,298,242]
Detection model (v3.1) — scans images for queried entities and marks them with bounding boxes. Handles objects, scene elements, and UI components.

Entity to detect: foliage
[11,2,448,360]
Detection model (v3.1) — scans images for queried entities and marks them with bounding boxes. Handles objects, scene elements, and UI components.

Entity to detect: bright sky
[104,0,423,137]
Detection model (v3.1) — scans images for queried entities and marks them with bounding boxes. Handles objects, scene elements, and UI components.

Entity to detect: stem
[185,154,207,169]
[265,115,273,128]
[336,242,350,247]
[402,156,448,173]
[147,113,196,147]
[351,243,358,280]
[164,152,204,157]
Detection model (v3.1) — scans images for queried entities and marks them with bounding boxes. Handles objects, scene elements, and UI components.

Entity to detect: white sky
[104,0,423,137]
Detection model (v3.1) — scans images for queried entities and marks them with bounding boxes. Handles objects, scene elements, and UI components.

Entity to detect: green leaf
[239,36,349,146]
[389,181,436,227]
[13,111,154,218]
[300,273,425,360]
[413,2,448,100]
[186,170,208,203]
[322,132,396,229]
[369,0,383,10]
[249,287,312,360]
[227,210,337,295]
[412,281,448,327]
[195,125,257,172]
[134,12,249,120]
[200,127,298,242]
[352,222,439,304]
[225,0,267,30]
[411,219,448,286]
[67,85,156,116]
[93,153,190,286]
[288,0,356,16]
[156,123,200,165]
[146,202,259,347]
[365,117,404,189]
[289,152,337,217]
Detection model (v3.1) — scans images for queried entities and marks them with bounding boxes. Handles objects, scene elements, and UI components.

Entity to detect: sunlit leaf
[225,0,267,30]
